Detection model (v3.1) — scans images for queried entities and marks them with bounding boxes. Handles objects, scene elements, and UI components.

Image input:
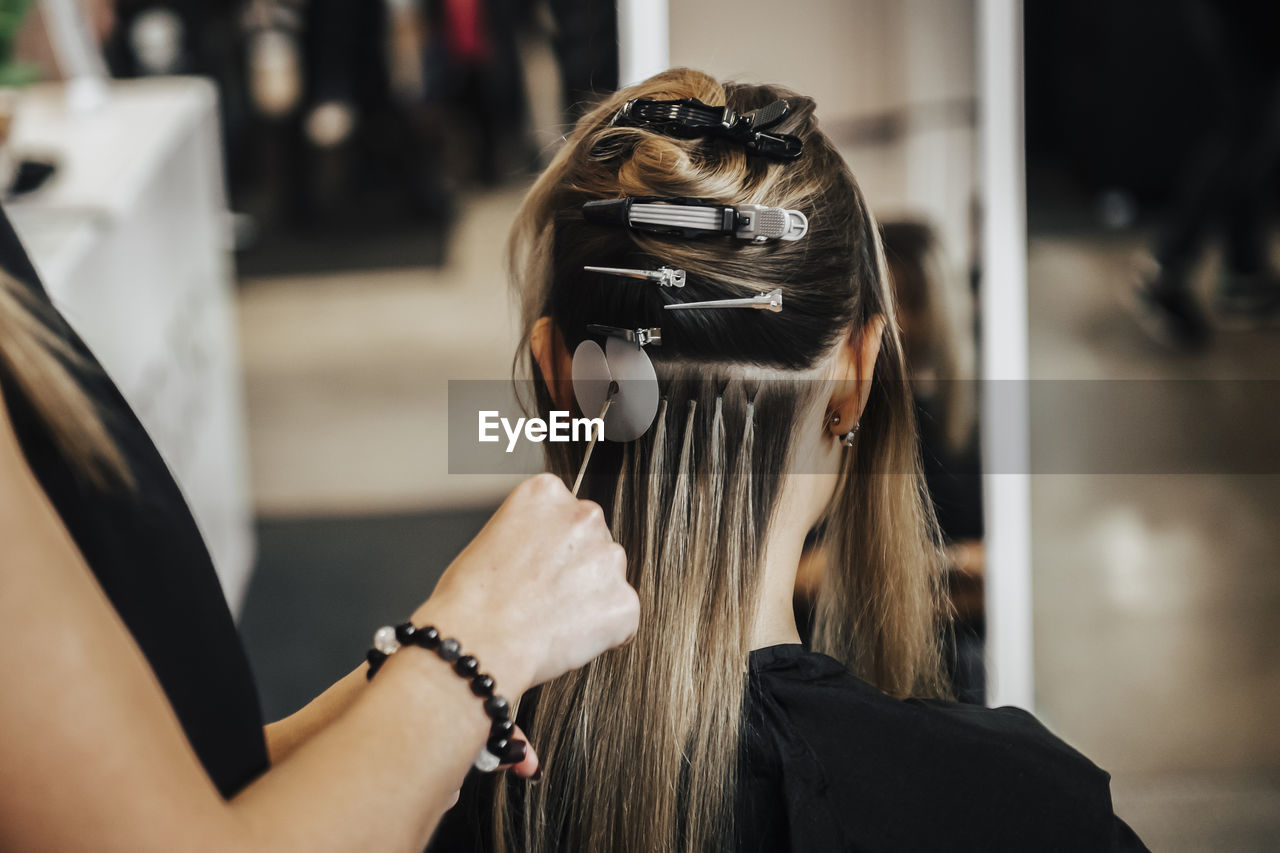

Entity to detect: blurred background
[1,1,1276,849]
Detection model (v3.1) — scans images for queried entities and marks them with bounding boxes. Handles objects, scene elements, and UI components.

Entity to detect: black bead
[394,622,416,644]
[454,655,480,678]
[438,638,462,662]
[490,718,515,740]
[366,649,388,666]
[414,626,441,649]
[471,673,496,697]
[499,739,527,765]
[486,736,510,757]
[484,695,510,720]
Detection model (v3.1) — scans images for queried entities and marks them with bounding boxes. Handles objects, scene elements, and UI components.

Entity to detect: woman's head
[517,69,884,390]
[517,67,910,536]
[502,68,946,852]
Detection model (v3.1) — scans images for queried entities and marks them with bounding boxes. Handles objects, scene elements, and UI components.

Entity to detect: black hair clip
[582,196,808,243]
[611,97,803,161]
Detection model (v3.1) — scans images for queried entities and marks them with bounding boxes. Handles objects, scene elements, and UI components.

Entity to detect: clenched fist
[413,474,639,696]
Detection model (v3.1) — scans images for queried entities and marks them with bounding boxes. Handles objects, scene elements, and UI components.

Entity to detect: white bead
[473,746,501,773]
[373,626,400,655]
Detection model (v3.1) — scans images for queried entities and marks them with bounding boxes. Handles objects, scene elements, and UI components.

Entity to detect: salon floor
[1026,220,1280,851]
[235,185,1280,849]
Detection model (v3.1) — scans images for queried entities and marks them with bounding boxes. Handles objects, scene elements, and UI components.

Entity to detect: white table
[6,77,255,615]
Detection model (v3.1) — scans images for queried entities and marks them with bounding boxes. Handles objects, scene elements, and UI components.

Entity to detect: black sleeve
[1111,816,1152,852]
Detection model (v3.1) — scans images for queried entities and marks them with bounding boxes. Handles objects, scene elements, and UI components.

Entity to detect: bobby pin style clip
[665,288,783,313]
[585,265,686,287]
[581,263,784,314]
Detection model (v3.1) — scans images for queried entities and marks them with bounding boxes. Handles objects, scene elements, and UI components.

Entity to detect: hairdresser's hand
[413,473,638,698]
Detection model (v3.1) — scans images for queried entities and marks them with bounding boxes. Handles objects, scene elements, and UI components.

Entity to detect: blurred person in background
[1129,0,1280,350]
[418,0,533,187]
[0,202,640,850]
[92,0,621,266]
[545,0,616,119]
[433,69,1146,852]
[881,219,984,703]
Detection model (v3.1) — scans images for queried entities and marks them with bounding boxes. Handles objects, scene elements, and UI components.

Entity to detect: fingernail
[501,738,528,765]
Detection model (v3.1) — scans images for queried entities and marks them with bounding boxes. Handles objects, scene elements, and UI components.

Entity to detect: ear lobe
[530,316,574,410]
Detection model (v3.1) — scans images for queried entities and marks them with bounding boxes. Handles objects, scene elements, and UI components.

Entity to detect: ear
[825,315,888,439]
[530,316,575,410]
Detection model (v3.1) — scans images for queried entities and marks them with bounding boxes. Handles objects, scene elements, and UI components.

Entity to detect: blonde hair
[0,271,129,487]
[503,68,946,852]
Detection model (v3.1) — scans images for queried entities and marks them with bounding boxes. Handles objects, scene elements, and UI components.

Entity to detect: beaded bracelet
[366,622,518,772]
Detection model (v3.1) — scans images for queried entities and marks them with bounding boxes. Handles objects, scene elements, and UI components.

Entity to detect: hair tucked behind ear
[501,68,947,853]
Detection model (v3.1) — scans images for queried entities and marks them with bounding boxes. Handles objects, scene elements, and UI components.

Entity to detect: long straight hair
[502,69,947,852]
[0,271,129,487]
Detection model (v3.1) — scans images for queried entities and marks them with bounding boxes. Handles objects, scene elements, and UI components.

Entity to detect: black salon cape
[431,645,1148,852]
[0,206,269,798]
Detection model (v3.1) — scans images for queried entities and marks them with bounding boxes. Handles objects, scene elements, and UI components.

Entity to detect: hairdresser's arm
[262,575,541,764]
[263,474,602,765]
[0,395,636,851]
[263,666,367,764]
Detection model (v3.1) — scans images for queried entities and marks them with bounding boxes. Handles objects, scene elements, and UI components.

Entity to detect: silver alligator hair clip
[584,264,686,287]
[664,288,783,313]
[582,198,809,243]
[629,203,808,243]
[586,324,663,346]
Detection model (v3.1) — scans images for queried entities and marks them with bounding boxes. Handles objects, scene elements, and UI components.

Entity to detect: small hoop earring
[841,421,860,447]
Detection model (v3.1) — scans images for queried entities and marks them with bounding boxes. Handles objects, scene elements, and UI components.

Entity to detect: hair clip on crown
[612,97,803,160]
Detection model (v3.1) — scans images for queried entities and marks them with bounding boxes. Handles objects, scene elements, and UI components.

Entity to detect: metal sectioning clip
[584,264,686,287]
[582,197,808,243]
[586,324,663,347]
[664,288,783,313]
[611,97,803,160]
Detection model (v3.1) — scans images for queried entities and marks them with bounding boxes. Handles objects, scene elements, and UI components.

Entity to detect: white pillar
[977,0,1034,710]
[40,0,110,111]
[617,0,670,87]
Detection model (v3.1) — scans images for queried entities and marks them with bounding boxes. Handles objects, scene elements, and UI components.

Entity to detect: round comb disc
[570,337,660,443]
[571,339,612,422]
[602,336,660,442]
